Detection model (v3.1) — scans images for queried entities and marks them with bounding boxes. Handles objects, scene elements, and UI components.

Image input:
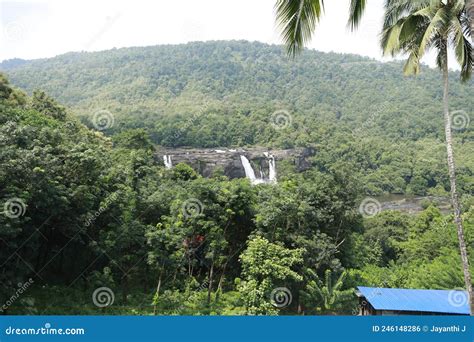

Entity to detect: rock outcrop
[156,147,314,179]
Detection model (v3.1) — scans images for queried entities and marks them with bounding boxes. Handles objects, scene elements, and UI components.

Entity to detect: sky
[0,0,444,68]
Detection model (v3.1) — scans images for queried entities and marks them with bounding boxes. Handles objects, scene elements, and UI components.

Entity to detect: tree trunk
[441,44,474,315]
[467,0,474,41]
[207,261,214,305]
[121,275,129,305]
[153,268,163,315]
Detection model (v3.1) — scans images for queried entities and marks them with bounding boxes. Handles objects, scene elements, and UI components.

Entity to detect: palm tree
[467,0,474,40]
[381,0,473,313]
[274,0,473,314]
[349,0,474,41]
[301,269,353,314]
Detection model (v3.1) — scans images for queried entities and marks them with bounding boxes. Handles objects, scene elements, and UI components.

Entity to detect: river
[375,194,452,214]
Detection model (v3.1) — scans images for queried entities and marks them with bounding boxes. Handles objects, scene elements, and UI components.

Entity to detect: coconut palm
[468,0,474,40]
[275,0,473,314]
[351,0,473,41]
[275,0,472,54]
[382,0,473,313]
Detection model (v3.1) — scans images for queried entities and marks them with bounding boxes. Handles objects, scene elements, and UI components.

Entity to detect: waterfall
[240,153,277,185]
[240,155,258,183]
[268,154,277,183]
[163,155,173,169]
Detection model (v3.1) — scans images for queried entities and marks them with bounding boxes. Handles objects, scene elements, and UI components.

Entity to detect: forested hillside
[1,41,473,196]
[1,74,473,315]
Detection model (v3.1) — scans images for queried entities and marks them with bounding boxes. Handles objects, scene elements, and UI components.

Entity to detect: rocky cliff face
[156,147,314,179]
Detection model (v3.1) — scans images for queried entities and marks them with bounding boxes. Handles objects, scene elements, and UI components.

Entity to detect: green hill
[1,40,473,195]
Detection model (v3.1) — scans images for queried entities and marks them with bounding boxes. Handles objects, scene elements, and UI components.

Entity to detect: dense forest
[2,41,473,196]
[0,41,473,315]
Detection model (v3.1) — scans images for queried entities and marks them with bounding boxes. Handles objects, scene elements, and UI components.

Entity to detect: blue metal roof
[357,287,470,315]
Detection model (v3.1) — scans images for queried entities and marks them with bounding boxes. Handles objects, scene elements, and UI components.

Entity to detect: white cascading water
[268,154,277,183]
[163,155,173,169]
[240,153,277,185]
[240,155,258,184]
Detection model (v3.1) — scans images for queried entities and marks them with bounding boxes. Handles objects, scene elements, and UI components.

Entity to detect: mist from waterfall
[240,154,277,185]
[163,155,173,169]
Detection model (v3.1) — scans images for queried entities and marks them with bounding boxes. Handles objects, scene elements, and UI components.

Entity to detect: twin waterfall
[163,152,277,184]
[240,153,277,185]
[163,155,173,169]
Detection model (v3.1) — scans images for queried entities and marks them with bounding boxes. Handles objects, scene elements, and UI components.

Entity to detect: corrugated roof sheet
[357,286,470,315]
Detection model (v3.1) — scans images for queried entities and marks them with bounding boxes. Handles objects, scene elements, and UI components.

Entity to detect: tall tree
[380,0,473,313]
[467,0,474,40]
[349,0,473,41]
[274,0,473,314]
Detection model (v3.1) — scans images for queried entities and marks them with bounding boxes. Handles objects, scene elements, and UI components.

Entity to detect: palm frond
[418,7,449,57]
[403,51,421,75]
[381,22,403,56]
[275,0,324,57]
[348,0,367,30]
[383,0,432,29]
[451,15,473,81]
[433,36,446,70]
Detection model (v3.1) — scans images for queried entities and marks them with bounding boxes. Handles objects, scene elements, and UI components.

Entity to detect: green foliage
[170,163,199,181]
[31,90,67,121]
[238,236,304,315]
[1,41,473,195]
[301,269,354,314]
[0,39,473,316]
